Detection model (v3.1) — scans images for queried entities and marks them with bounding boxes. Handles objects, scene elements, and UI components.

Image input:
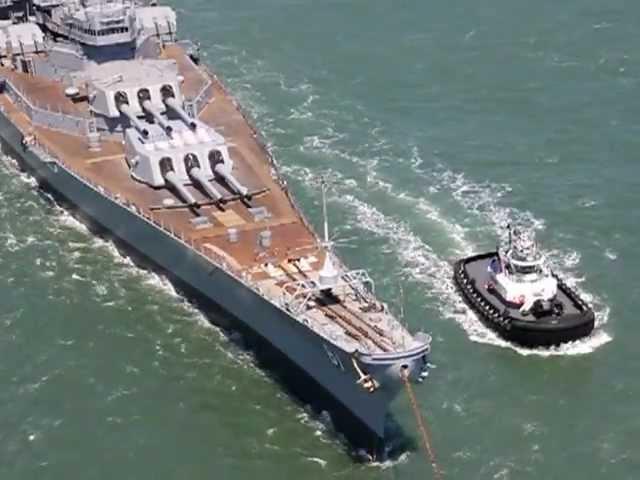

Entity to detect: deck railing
[180,52,214,116]
[24,137,266,296]
[201,67,322,242]
[1,55,321,304]
[1,63,320,268]
[24,122,374,351]
[191,78,214,115]
[179,54,322,249]
[0,67,261,295]
[1,77,90,135]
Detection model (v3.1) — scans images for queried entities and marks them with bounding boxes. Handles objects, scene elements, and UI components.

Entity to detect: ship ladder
[401,368,444,479]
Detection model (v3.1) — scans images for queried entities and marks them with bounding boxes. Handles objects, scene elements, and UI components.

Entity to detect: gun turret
[183,152,223,201]
[159,156,197,206]
[189,166,223,202]
[141,99,173,136]
[214,163,249,197]
[118,102,150,138]
[164,170,198,207]
[164,96,197,131]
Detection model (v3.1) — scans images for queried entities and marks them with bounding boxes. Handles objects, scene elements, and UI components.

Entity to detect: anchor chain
[401,369,444,480]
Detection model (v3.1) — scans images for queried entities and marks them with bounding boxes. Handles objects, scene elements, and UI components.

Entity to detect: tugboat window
[518,265,538,275]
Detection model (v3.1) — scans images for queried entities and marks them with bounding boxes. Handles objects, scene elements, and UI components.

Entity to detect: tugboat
[453,226,595,347]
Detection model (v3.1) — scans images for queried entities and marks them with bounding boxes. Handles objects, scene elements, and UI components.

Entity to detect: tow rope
[401,369,444,479]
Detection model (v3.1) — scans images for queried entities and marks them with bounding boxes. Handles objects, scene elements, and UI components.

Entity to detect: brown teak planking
[0,45,321,273]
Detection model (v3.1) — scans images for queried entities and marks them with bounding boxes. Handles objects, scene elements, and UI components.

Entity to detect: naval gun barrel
[164,97,198,130]
[141,100,174,136]
[189,167,223,201]
[214,163,249,197]
[118,103,149,138]
[164,171,198,206]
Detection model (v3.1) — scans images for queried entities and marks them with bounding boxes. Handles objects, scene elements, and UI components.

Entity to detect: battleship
[454,226,595,347]
[0,0,432,457]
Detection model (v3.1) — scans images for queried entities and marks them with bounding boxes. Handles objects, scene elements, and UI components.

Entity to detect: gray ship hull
[0,110,423,457]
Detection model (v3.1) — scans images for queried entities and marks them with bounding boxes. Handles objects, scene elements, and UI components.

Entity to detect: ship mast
[322,178,330,244]
[318,179,339,288]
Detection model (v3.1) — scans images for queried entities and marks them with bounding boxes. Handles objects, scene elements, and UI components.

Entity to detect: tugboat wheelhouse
[454,225,595,347]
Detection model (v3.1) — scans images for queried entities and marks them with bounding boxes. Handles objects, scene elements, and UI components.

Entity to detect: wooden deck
[161,44,209,99]
[0,44,321,279]
[0,43,420,355]
[0,64,88,116]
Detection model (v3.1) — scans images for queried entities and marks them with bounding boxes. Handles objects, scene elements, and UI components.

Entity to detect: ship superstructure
[0,0,431,455]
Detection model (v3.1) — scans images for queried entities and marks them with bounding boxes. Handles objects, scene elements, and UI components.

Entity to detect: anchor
[351,357,379,393]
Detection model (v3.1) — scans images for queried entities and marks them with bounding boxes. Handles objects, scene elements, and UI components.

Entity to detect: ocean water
[1,0,638,478]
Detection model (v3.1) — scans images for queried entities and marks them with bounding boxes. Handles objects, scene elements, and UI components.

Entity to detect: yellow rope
[402,370,444,479]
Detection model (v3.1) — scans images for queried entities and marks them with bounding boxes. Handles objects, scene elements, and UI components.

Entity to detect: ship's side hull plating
[0,110,425,456]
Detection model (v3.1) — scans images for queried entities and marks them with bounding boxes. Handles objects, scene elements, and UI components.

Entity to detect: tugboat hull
[453,252,595,347]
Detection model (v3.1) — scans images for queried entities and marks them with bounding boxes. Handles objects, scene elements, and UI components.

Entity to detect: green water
[1,0,638,478]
